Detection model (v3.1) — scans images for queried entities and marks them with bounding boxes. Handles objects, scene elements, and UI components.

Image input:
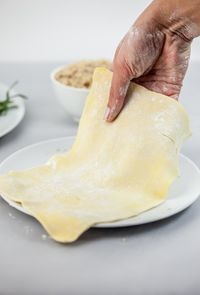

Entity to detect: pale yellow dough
[0,68,190,243]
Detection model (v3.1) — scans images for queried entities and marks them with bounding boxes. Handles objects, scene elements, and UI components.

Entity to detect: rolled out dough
[0,68,190,243]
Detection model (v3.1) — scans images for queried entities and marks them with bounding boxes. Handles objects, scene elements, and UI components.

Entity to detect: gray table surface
[0,62,199,295]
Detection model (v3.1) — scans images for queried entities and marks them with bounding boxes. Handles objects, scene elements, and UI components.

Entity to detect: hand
[105,0,200,122]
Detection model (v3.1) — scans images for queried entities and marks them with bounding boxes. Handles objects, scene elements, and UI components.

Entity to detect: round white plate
[0,82,25,138]
[0,136,200,228]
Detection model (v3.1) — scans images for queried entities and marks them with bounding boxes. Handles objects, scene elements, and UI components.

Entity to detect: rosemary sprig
[0,81,27,116]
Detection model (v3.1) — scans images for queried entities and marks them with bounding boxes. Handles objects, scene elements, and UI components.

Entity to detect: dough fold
[0,68,190,242]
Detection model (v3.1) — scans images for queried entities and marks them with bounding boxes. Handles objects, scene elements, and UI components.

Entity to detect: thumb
[105,64,130,122]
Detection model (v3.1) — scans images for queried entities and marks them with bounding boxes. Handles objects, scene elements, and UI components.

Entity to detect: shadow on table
[0,112,27,146]
[0,194,199,247]
[72,199,200,247]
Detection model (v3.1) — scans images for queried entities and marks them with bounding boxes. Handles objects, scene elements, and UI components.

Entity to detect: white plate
[0,136,200,228]
[0,82,25,138]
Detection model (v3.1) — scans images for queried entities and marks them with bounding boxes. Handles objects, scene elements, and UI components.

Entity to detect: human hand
[105,0,200,122]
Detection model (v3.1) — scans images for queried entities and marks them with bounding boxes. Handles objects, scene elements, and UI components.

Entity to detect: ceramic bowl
[51,65,89,122]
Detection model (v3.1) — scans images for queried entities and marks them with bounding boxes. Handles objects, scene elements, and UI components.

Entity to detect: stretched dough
[0,68,190,243]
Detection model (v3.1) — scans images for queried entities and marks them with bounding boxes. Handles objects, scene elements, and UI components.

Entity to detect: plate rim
[0,136,200,228]
[0,82,25,138]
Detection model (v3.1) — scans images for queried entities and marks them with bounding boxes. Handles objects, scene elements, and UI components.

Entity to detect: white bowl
[51,65,89,122]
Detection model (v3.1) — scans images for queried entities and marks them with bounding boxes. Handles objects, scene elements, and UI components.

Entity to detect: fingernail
[104,106,110,120]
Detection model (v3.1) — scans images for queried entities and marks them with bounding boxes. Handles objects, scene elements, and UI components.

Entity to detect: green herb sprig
[0,81,27,116]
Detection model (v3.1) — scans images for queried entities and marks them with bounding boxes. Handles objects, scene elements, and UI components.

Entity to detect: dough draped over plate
[0,68,191,243]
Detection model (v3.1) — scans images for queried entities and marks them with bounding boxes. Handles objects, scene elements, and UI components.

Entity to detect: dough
[0,68,190,243]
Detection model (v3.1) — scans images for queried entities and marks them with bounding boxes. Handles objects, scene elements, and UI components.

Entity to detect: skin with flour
[105,0,200,122]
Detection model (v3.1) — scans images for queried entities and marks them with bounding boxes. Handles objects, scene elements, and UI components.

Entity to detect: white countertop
[0,62,200,295]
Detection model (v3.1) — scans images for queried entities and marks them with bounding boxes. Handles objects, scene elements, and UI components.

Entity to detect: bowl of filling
[51,60,111,122]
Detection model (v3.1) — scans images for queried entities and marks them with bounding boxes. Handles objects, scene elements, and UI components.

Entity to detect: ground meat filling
[55,60,111,89]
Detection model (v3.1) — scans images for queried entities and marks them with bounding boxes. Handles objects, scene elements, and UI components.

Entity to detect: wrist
[150,0,200,40]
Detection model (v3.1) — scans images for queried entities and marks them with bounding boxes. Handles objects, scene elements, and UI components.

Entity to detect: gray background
[0,62,199,295]
[1,0,199,63]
